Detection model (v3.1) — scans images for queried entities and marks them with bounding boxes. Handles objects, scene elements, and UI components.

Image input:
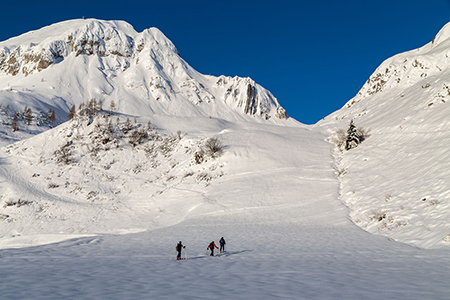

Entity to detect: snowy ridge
[0,19,289,148]
[320,22,450,249]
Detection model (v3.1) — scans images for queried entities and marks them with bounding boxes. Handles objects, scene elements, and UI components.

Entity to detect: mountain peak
[0,19,290,145]
[433,21,450,45]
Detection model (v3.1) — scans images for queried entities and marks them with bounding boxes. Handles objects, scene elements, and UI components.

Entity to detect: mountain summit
[0,19,289,143]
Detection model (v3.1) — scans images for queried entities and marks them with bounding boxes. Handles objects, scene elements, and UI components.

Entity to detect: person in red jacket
[207,241,218,256]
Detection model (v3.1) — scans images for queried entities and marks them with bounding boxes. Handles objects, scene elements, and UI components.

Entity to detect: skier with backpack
[219,237,226,253]
[207,241,218,256]
[176,241,185,260]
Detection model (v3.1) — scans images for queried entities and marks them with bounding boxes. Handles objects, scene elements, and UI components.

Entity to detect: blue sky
[1,0,450,124]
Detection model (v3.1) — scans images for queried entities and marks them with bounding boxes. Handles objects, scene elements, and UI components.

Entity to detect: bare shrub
[87,191,98,201]
[47,183,59,189]
[159,135,179,157]
[204,137,224,158]
[335,167,347,177]
[369,210,388,222]
[3,199,31,208]
[443,232,450,243]
[194,150,204,164]
[330,129,346,150]
[357,127,371,142]
[196,171,212,183]
[183,171,194,178]
[428,200,440,207]
[128,128,148,147]
[385,194,392,202]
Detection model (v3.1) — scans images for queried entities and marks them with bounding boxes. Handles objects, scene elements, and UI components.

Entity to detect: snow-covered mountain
[1,18,450,300]
[0,19,289,146]
[319,22,450,248]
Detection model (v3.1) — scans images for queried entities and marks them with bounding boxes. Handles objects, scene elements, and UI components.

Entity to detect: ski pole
[184,247,188,260]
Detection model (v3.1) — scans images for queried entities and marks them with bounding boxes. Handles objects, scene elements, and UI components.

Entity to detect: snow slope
[319,22,450,248]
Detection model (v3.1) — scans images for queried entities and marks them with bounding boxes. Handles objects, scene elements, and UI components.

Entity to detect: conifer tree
[24,107,33,125]
[12,112,20,132]
[48,109,56,124]
[68,105,76,119]
[345,120,360,151]
[109,100,116,116]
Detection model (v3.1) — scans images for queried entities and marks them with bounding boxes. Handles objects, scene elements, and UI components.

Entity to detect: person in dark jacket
[219,237,226,253]
[176,241,185,260]
[207,241,218,256]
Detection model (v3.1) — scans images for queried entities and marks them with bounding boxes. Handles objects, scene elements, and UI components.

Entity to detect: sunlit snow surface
[0,117,449,299]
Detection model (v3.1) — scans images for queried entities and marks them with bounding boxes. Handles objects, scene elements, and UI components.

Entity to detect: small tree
[122,117,133,134]
[345,120,360,151]
[24,107,33,125]
[54,141,75,165]
[87,98,98,117]
[12,112,20,131]
[109,100,116,115]
[48,109,56,124]
[68,105,76,119]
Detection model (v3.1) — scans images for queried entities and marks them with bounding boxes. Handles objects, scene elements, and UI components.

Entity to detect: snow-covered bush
[158,134,179,157]
[54,141,75,165]
[128,128,148,147]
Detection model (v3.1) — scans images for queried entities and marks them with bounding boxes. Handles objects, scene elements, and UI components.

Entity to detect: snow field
[0,117,449,299]
[1,209,449,299]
